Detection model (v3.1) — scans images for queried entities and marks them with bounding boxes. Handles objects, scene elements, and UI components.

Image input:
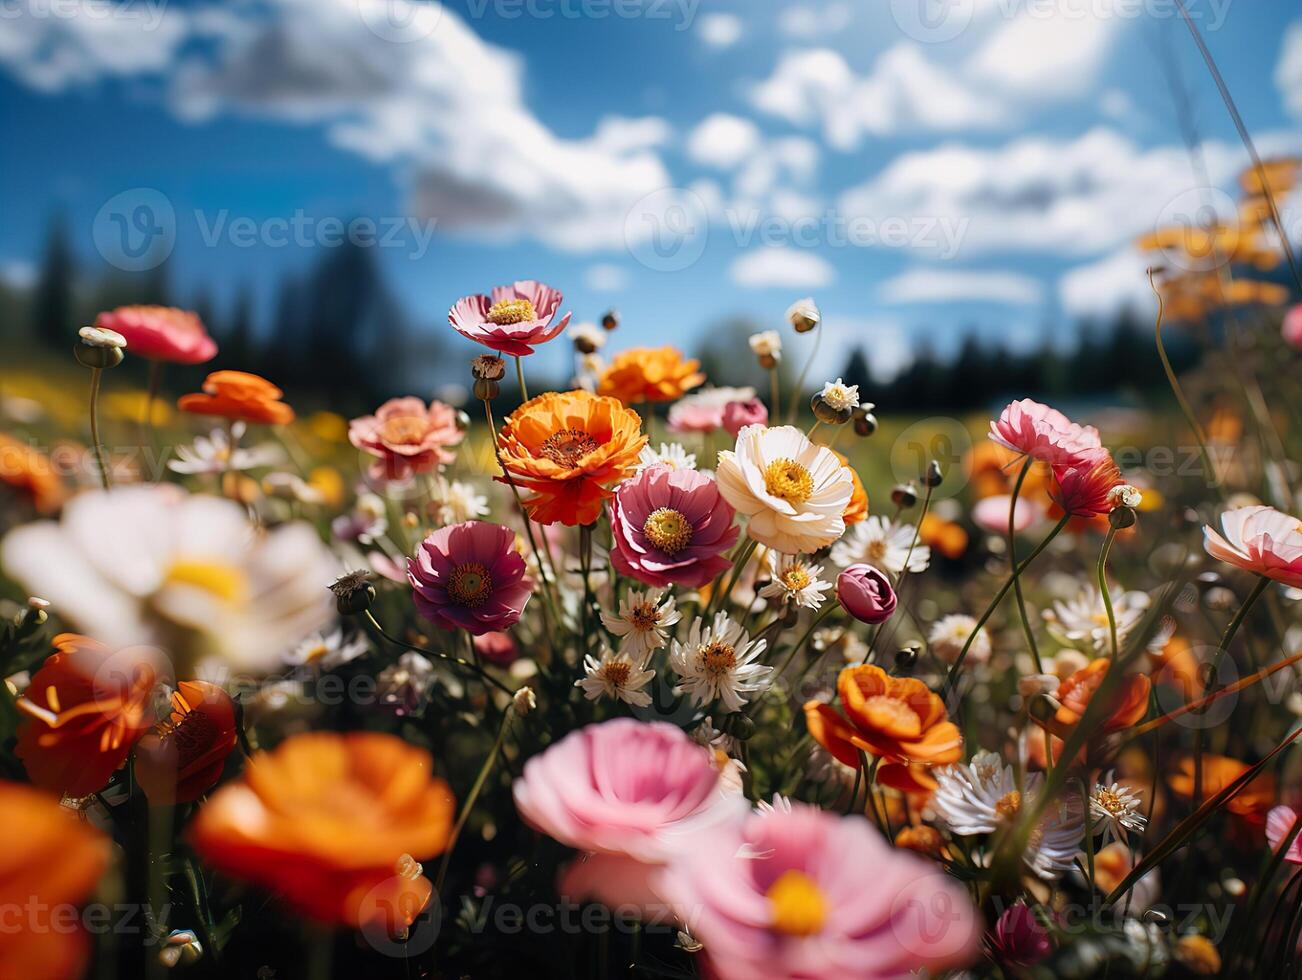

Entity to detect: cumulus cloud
[1058,248,1157,319]
[729,247,835,288]
[879,268,1043,306]
[778,3,853,38]
[1278,21,1302,118]
[685,113,763,170]
[698,12,742,48]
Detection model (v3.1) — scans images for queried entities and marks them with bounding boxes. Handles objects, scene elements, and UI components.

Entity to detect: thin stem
[514,355,529,402]
[362,610,513,697]
[1097,526,1120,659]
[88,367,111,490]
[706,536,758,620]
[807,419,822,441]
[434,704,514,894]
[142,359,163,447]
[786,327,822,424]
[772,604,835,682]
[1008,457,1043,672]
[769,367,781,418]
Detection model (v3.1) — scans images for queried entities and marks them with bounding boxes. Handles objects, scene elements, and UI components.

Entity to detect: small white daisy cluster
[831,515,930,576]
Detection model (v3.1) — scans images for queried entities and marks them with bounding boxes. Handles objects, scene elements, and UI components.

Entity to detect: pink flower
[990,398,1100,465]
[657,803,980,980]
[1267,805,1302,864]
[448,280,571,357]
[349,397,463,482]
[722,398,768,437]
[1204,505,1302,589]
[473,630,518,667]
[668,386,755,434]
[407,521,532,635]
[93,306,217,364]
[837,564,897,624]
[1283,305,1302,349]
[609,464,738,589]
[987,901,1053,969]
[1051,446,1122,518]
[972,494,1044,534]
[513,718,743,909]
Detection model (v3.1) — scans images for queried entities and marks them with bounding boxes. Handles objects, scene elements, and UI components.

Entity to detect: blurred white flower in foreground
[1,486,337,673]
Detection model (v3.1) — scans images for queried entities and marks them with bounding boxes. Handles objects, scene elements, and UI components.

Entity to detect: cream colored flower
[1108,484,1143,509]
[758,552,833,609]
[748,330,782,358]
[817,378,859,413]
[600,587,681,662]
[715,425,853,553]
[576,649,656,706]
[637,442,697,472]
[79,326,127,349]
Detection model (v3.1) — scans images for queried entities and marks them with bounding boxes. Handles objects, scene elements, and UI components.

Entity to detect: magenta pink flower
[609,464,738,589]
[448,280,571,357]
[657,803,980,980]
[94,305,217,364]
[837,564,897,624]
[473,630,519,667]
[1051,446,1123,518]
[990,398,1101,465]
[407,521,532,635]
[513,718,743,908]
[1284,305,1302,350]
[722,397,768,437]
[1267,805,1302,864]
[987,901,1053,969]
[1204,505,1302,589]
[349,397,463,482]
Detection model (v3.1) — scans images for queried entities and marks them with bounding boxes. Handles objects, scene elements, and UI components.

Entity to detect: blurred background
[0,0,1298,411]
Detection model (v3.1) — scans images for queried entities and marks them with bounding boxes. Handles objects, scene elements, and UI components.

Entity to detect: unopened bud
[891,483,918,509]
[810,393,852,425]
[601,309,619,331]
[923,460,944,488]
[786,297,820,334]
[75,327,126,369]
[852,408,877,437]
[1109,506,1136,529]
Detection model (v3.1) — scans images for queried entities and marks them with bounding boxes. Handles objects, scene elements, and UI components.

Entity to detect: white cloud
[778,3,853,38]
[698,13,742,48]
[1058,248,1157,319]
[1278,21,1302,117]
[838,128,1242,258]
[685,113,763,170]
[879,268,1043,306]
[585,263,630,291]
[729,247,835,288]
[813,315,910,381]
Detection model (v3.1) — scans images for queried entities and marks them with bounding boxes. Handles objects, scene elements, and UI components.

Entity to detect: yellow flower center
[700,640,737,676]
[764,458,814,505]
[300,643,329,664]
[865,540,887,562]
[448,562,493,606]
[379,415,429,445]
[602,661,632,687]
[780,564,812,592]
[995,790,1022,821]
[1095,788,1126,816]
[629,602,660,631]
[540,428,599,467]
[164,560,248,603]
[767,870,826,937]
[485,298,536,325]
[643,508,694,555]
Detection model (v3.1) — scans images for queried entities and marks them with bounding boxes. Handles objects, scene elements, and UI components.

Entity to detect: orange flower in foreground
[1168,754,1276,823]
[832,450,868,526]
[805,665,962,792]
[496,390,646,525]
[597,346,704,404]
[0,782,110,979]
[0,433,63,513]
[134,681,238,805]
[178,370,295,425]
[16,635,161,797]
[190,732,454,933]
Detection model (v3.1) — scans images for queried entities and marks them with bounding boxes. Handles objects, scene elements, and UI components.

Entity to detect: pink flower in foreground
[989,398,1100,465]
[513,718,743,909]
[1283,305,1302,349]
[349,397,462,482]
[1204,505,1302,589]
[722,397,768,437]
[407,521,532,635]
[609,464,738,589]
[657,803,980,980]
[94,306,217,364]
[1051,446,1123,518]
[972,494,1044,534]
[448,280,571,357]
[1267,805,1302,864]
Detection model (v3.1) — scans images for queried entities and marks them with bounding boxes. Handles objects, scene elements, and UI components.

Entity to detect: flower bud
[852,408,877,437]
[837,564,897,625]
[810,393,852,425]
[894,644,919,674]
[473,379,500,401]
[1108,506,1136,529]
[890,483,918,508]
[329,571,376,615]
[512,686,537,716]
[786,297,820,333]
[75,326,126,369]
[923,460,944,488]
[601,309,619,331]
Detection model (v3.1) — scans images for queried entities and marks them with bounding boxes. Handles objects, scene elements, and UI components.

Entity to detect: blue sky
[2,0,1301,383]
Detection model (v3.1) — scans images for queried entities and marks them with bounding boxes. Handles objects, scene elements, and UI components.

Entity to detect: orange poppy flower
[832,450,868,525]
[596,346,705,404]
[1168,754,1275,823]
[0,781,110,979]
[0,433,63,513]
[15,635,162,797]
[189,732,454,934]
[804,665,963,793]
[496,390,646,525]
[134,681,238,805]
[178,371,295,425]
[1149,632,1204,702]
[1054,658,1150,735]
[919,513,968,560]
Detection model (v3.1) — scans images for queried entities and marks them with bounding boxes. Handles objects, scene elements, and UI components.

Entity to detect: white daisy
[669,612,772,712]
[1044,585,1150,654]
[576,648,656,707]
[748,330,782,358]
[429,477,489,525]
[284,626,368,670]
[1089,774,1147,845]
[715,425,853,554]
[817,378,859,412]
[758,551,833,609]
[637,442,697,472]
[929,750,1084,880]
[830,515,930,575]
[168,423,284,475]
[600,588,681,663]
[928,614,990,665]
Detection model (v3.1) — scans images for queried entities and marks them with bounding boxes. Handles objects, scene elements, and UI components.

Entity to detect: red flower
[134,681,238,805]
[1051,446,1122,518]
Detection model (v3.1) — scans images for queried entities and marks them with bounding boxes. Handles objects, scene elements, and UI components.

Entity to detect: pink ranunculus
[1267,805,1302,864]
[989,398,1100,465]
[972,494,1044,534]
[1283,305,1302,349]
[657,803,981,980]
[473,630,518,667]
[667,386,755,434]
[513,718,744,910]
[987,901,1053,969]
[448,280,571,357]
[94,306,217,364]
[837,563,897,624]
[349,397,463,482]
[609,464,738,589]
[1204,505,1302,589]
[1051,446,1123,518]
[407,521,532,635]
[721,397,768,437]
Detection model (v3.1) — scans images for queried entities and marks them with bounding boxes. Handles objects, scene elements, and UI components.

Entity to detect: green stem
[362,610,513,697]
[514,355,529,402]
[707,536,758,620]
[1097,526,1120,659]
[769,367,781,418]
[772,604,835,682]
[88,367,111,490]
[786,326,822,424]
[434,705,514,894]
[1008,457,1043,672]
